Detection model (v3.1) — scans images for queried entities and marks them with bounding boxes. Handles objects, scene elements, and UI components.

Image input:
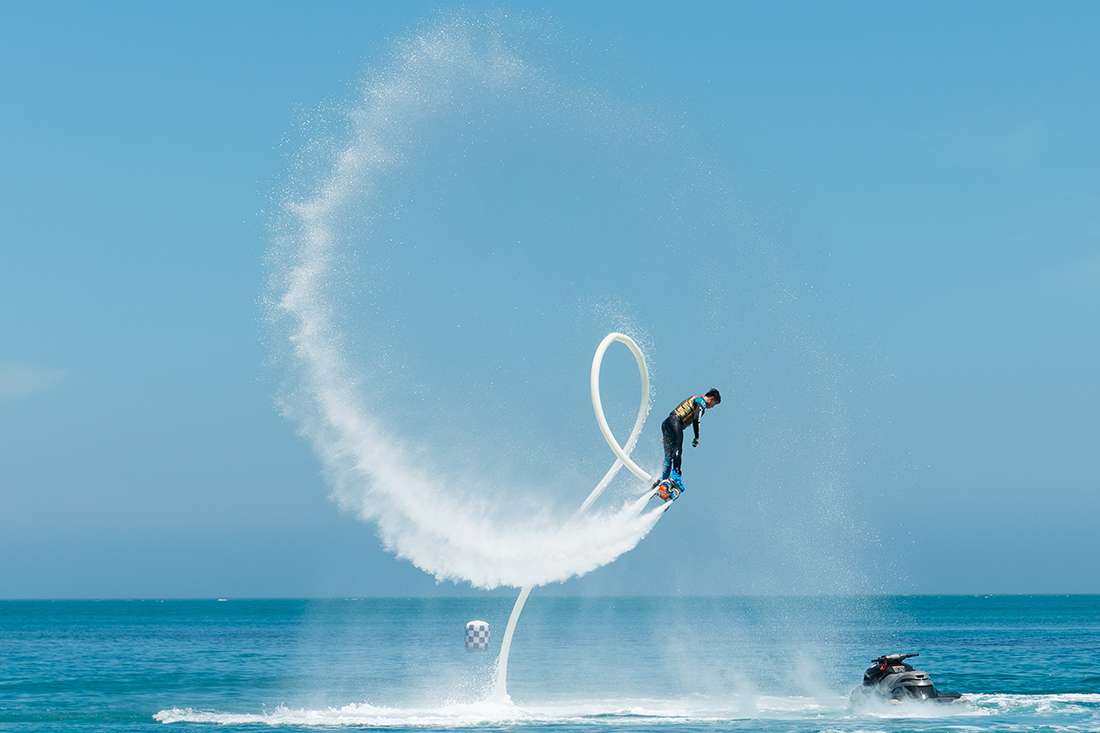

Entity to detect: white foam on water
[154,695,838,727]
[966,692,1100,715]
[159,692,1094,728]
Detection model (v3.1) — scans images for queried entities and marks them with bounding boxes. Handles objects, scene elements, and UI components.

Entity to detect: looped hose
[493,333,654,701]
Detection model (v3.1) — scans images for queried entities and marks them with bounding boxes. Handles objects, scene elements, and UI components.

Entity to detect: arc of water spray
[491,332,659,702]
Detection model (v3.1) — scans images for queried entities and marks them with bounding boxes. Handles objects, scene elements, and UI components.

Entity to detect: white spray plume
[267,16,665,590]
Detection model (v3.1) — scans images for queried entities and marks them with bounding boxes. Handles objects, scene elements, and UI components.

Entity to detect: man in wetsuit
[659,388,721,491]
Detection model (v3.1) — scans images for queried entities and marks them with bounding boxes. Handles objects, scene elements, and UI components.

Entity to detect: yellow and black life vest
[670,395,703,426]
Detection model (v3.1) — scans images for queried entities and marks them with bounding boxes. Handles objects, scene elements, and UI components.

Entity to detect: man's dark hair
[705,388,721,404]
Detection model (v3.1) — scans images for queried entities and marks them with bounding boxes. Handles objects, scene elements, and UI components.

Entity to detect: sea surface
[2,595,1098,732]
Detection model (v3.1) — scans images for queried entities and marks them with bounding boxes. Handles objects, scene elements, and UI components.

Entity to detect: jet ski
[851,653,966,705]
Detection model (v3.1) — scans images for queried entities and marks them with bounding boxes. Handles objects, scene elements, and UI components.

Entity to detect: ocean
[2,595,1098,731]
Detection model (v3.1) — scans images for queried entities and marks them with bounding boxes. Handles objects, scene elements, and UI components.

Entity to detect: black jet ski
[851,653,966,705]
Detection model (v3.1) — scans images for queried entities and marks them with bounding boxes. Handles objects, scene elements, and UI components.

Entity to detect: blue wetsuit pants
[660,414,684,481]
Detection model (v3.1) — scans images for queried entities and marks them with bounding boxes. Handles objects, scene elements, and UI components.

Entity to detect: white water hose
[491,333,659,701]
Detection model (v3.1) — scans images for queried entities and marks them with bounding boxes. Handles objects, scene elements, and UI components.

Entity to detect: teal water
[2,596,1098,731]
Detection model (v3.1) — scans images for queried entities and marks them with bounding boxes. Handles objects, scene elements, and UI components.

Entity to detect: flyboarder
[655,388,721,500]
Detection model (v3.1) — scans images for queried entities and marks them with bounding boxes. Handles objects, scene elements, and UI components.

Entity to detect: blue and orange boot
[655,472,684,502]
[669,471,684,499]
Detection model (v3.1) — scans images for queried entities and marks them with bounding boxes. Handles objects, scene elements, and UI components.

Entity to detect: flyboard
[491,332,670,702]
[653,477,683,502]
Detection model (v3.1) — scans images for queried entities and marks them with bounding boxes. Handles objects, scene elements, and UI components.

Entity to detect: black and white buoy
[465,620,490,650]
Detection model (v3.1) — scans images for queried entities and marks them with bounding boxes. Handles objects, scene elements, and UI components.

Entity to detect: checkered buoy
[465,620,490,650]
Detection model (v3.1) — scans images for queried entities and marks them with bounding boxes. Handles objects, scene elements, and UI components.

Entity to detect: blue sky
[2,1,1097,598]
